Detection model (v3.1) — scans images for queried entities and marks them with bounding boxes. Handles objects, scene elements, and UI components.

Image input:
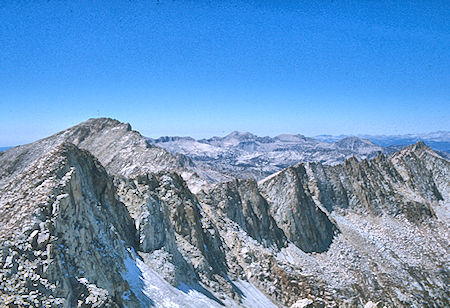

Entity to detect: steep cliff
[259,165,338,253]
[115,172,232,300]
[0,143,141,306]
[258,143,449,306]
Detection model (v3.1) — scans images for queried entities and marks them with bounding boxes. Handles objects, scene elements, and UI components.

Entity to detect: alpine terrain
[0,118,448,307]
[148,131,450,179]
[148,133,388,180]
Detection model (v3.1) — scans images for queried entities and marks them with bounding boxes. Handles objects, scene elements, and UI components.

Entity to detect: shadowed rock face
[114,171,232,301]
[255,143,446,256]
[259,166,338,253]
[301,143,444,222]
[0,143,141,307]
[0,118,449,307]
[200,179,287,249]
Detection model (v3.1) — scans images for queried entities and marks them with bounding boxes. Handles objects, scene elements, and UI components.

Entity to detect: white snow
[120,248,282,307]
[120,253,153,306]
[232,280,279,308]
[149,131,386,180]
[121,249,222,307]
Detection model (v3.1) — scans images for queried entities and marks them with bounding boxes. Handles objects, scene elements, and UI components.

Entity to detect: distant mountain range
[148,131,450,179]
[315,131,450,151]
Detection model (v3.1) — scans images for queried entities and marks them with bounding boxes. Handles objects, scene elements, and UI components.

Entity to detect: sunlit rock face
[0,118,448,307]
[258,165,338,253]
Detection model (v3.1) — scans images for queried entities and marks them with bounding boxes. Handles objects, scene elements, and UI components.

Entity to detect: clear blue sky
[1,0,449,146]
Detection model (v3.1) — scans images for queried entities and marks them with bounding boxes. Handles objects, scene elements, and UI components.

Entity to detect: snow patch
[121,250,222,307]
[232,280,279,308]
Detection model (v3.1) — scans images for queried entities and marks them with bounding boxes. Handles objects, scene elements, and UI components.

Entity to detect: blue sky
[1,0,449,146]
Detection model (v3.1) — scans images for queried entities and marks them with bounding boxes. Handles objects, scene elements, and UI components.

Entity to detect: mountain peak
[224,131,256,140]
[399,141,434,156]
[335,136,376,148]
[274,134,307,142]
[80,117,132,131]
[337,136,373,143]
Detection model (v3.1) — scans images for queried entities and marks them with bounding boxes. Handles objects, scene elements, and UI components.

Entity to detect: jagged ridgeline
[0,118,448,307]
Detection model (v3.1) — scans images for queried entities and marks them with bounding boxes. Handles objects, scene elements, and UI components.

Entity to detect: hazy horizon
[1,116,449,147]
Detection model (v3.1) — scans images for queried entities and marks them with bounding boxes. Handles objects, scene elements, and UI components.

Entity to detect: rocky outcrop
[0,118,448,307]
[114,171,243,307]
[299,144,443,223]
[0,118,231,194]
[200,179,287,249]
[256,143,449,306]
[259,165,338,253]
[57,118,193,178]
[0,143,141,307]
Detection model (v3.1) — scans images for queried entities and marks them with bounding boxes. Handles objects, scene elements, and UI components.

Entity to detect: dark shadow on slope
[122,254,156,307]
[177,281,226,306]
[228,280,244,297]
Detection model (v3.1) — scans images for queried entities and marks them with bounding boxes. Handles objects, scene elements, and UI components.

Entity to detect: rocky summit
[0,118,448,307]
